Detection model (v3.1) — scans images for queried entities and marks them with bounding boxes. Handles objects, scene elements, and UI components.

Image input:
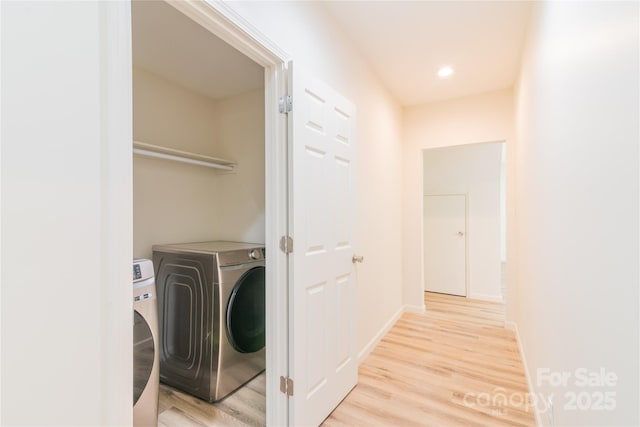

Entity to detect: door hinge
[280,376,294,396]
[279,95,292,114]
[279,235,293,254]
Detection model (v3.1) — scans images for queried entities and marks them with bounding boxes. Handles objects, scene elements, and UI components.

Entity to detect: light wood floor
[158,371,266,427]
[323,292,536,427]
[158,292,535,427]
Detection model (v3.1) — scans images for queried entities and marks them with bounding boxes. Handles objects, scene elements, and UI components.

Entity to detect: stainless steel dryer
[153,241,265,402]
[133,259,159,427]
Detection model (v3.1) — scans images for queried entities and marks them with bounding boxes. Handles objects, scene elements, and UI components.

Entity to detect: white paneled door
[424,195,467,296]
[289,63,358,426]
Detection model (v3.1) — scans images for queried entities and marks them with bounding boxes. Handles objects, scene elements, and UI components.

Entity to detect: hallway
[323,292,536,426]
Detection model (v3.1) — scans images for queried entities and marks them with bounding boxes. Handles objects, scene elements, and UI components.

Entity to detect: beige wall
[133,67,265,259]
[513,2,639,425]
[214,90,266,244]
[402,89,515,309]
[229,1,405,355]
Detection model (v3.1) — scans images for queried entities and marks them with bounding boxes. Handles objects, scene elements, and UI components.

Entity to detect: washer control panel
[133,263,142,280]
[133,259,155,283]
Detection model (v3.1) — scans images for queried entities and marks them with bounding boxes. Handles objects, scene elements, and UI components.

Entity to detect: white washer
[133,259,159,427]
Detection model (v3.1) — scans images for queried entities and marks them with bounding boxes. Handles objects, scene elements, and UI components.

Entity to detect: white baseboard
[504,320,516,331]
[357,305,405,363]
[469,292,504,303]
[404,304,426,313]
[505,320,543,427]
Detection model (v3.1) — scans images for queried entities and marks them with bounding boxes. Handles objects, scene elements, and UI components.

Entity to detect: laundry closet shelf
[133,141,236,172]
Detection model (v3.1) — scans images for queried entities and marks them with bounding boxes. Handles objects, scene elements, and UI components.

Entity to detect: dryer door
[226,266,266,353]
[133,310,154,405]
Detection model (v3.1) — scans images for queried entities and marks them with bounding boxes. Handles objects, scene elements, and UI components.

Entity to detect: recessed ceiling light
[438,66,454,78]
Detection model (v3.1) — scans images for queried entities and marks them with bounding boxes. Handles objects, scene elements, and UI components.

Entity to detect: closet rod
[133,148,233,171]
[132,141,235,171]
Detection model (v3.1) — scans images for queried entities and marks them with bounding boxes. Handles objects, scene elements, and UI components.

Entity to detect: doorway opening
[130,1,288,425]
[422,141,506,302]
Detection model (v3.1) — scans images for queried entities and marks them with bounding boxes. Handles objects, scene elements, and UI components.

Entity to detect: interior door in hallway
[289,63,358,426]
[424,194,466,296]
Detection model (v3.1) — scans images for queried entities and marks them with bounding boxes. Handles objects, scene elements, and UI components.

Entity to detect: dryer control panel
[217,248,265,267]
[248,248,262,260]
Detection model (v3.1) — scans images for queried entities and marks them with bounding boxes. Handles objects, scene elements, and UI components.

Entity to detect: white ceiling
[323,1,533,106]
[132,1,531,106]
[131,1,264,100]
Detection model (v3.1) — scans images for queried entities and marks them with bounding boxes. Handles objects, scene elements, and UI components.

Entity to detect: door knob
[352,255,364,264]
[457,231,464,236]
